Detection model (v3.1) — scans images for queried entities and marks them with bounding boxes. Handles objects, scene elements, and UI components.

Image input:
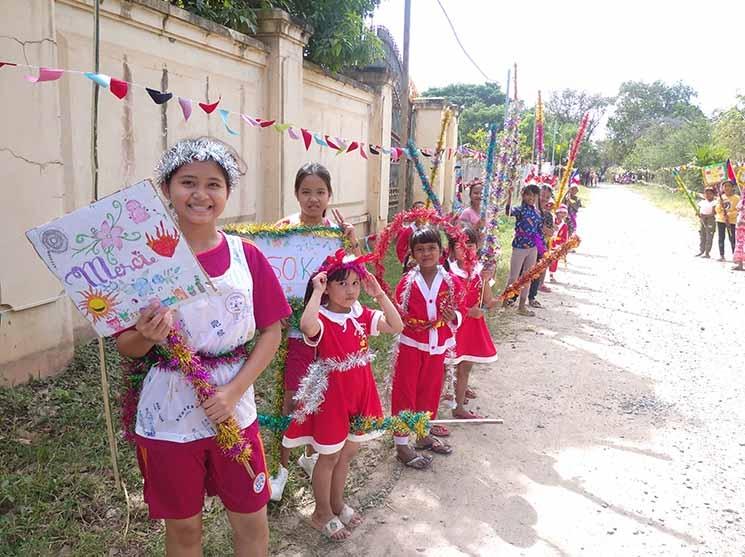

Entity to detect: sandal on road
[430,424,450,437]
[338,504,363,529]
[528,299,542,308]
[453,410,484,420]
[397,453,432,470]
[311,516,348,541]
[417,438,453,455]
[517,307,535,317]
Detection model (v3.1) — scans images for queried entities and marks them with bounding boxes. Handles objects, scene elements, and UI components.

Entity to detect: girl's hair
[294,163,333,197]
[155,136,246,192]
[409,226,442,252]
[303,267,353,306]
[461,225,479,245]
[522,184,541,196]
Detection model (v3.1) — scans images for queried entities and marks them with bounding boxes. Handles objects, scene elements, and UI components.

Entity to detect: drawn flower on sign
[78,287,119,323]
[145,221,180,258]
[73,200,142,265]
[95,221,125,251]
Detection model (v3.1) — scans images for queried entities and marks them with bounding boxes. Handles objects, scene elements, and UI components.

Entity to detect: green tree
[712,95,745,160]
[171,0,383,72]
[545,89,612,141]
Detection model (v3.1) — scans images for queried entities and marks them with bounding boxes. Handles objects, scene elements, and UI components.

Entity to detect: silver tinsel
[154,137,241,191]
[292,350,375,423]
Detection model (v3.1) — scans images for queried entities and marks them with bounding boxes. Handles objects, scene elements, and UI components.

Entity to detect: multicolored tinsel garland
[224,222,345,242]
[371,208,476,299]
[480,101,523,270]
[292,350,375,422]
[554,113,590,212]
[672,170,700,216]
[426,108,454,210]
[266,332,288,476]
[408,139,443,215]
[498,235,581,301]
[480,123,499,221]
[256,410,431,439]
[535,91,544,170]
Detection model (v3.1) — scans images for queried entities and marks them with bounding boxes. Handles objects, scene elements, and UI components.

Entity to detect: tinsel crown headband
[154,137,241,191]
[317,249,376,278]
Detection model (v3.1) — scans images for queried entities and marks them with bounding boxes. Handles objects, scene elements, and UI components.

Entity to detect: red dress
[282,303,385,454]
[447,262,498,365]
[391,267,464,434]
[549,222,569,273]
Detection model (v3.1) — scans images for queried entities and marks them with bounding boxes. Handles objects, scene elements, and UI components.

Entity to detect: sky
[372,0,745,118]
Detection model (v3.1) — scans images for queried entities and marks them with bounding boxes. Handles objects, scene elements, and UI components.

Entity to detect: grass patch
[631,183,698,226]
[0,220,515,556]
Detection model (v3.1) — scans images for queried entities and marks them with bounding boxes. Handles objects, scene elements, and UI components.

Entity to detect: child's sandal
[317,516,347,541]
[338,504,363,529]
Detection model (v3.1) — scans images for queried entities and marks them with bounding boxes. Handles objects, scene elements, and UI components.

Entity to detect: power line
[434,0,493,83]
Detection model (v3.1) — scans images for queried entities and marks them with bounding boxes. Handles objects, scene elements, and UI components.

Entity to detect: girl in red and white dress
[270,163,362,501]
[282,250,403,541]
[446,226,498,419]
[549,204,570,282]
[391,227,465,470]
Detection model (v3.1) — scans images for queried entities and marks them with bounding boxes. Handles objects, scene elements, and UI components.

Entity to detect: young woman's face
[470,185,483,205]
[724,183,734,195]
[164,161,229,226]
[325,270,361,310]
[412,241,441,269]
[523,191,537,206]
[296,175,331,219]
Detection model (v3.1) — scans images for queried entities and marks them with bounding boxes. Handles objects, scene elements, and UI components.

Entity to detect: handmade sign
[702,163,726,186]
[26,180,212,336]
[223,224,344,299]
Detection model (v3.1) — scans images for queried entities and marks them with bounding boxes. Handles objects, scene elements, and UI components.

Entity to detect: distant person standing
[695,187,717,258]
[715,181,739,261]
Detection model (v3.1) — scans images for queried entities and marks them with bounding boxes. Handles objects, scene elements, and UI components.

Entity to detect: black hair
[294,163,332,197]
[303,267,354,306]
[523,184,540,196]
[409,226,442,252]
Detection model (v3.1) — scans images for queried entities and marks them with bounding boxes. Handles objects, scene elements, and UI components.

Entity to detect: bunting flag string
[1,59,486,163]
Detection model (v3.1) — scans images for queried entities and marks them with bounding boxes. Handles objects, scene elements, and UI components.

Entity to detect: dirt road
[279,184,745,557]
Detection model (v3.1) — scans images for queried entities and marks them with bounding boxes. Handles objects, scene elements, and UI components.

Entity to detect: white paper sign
[26,180,212,337]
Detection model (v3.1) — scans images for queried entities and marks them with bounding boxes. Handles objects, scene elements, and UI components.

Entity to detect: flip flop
[453,410,484,420]
[397,453,432,470]
[429,424,450,437]
[311,516,348,541]
[338,504,363,529]
[417,439,453,455]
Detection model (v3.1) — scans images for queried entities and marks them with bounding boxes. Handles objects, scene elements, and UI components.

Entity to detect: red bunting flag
[325,136,340,150]
[301,128,312,150]
[199,98,220,114]
[360,143,368,159]
[25,67,64,83]
[346,141,359,153]
[256,118,275,128]
[110,78,128,99]
[0,62,17,69]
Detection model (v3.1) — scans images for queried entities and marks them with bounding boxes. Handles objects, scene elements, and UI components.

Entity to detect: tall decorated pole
[481,68,511,219]
[425,107,453,209]
[408,138,443,215]
[553,112,589,213]
[535,91,545,175]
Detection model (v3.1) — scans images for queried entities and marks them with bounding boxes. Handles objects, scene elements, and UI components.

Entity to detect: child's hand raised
[312,271,328,292]
[135,302,173,344]
[361,274,383,298]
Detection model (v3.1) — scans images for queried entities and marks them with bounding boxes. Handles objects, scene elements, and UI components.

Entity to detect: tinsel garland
[554,113,590,213]
[672,170,700,216]
[266,332,288,476]
[372,208,475,300]
[407,139,443,215]
[480,123,499,221]
[481,101,523,270]
[257,410,431,439]
[498,235,581,301]
[426,108,453,210]
[224,222,345,241]
[535,91,544,167]
[292,350,375,423]
[258,413,292,433]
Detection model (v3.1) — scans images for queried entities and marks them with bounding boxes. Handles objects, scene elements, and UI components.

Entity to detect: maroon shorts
[284,337,316,391]
[135,420,270,520]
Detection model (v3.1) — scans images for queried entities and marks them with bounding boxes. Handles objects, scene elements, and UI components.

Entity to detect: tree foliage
[545,89,612,141]
[171,0,383,72]
[712,95,745,160]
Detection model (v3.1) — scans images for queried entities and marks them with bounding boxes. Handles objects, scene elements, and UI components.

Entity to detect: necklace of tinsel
[291,349,375,423]
[388,265,458,408]
[120,328,257,478]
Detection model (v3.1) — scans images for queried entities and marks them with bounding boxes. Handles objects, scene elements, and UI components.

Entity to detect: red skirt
[282,365,384,454]
[448,316,498,364]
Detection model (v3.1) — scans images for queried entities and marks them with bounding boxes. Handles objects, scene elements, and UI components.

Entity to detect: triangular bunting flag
[333,137,348,151]
[25,67,64,83]
[274,123,291,133]
[726,159,737,183]
[325,136,340,150]
[178,97,193,121]
[217,109,239,136]
[0,62,17,69]
[110,78,128,99]
[256,118,276,128]
[380,146,391,155]
[302,129,313,150]
[359,143,368,160]
[241,114,259,127]
[146,88,172,104]
[346,141,359,154]
[369,145,380,155]
[314,133,328,147]
[199,98,221,114]
[84,72,111,88]
[391,148,400,161]
[287,127,301,140]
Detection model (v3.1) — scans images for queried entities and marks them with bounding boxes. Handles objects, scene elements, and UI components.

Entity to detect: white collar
[449,260,482,279]
[319,301,363,328]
